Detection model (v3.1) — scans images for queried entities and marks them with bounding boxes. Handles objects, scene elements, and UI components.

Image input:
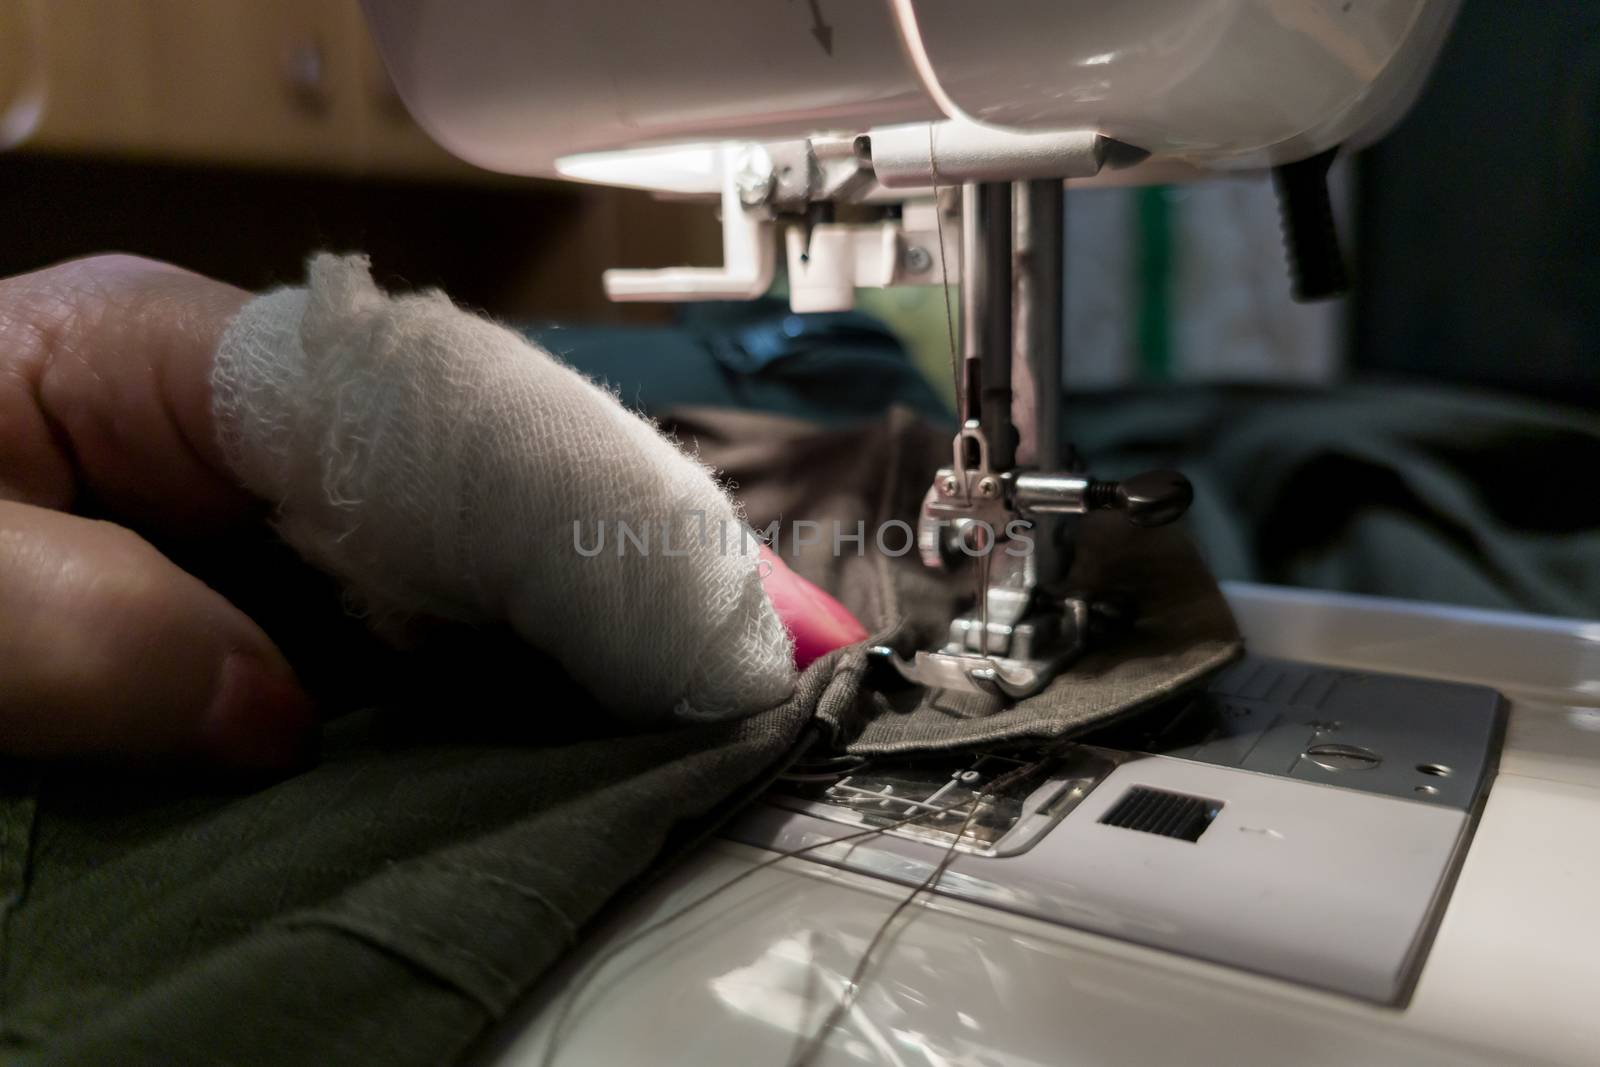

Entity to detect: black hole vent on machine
[1099,787,1222,842]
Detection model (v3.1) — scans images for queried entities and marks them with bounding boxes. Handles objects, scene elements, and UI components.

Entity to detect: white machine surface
[484,586,1600,1067]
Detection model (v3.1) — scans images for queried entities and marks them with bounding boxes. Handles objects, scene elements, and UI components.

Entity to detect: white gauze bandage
[211,254,794,724]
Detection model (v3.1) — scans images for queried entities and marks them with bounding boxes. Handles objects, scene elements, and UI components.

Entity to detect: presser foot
[892,415,1192,704]
[880,597,1089,700]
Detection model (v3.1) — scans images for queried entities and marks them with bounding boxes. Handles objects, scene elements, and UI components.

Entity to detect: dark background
[1355,0,1600,407]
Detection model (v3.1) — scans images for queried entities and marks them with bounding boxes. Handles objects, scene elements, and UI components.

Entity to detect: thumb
[0,501,314,769]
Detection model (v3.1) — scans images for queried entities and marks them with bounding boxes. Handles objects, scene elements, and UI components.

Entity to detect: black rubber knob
[1087,470,1194,527]
[1271,146,1349,302]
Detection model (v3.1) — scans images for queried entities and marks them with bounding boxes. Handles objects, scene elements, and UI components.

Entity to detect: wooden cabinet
[0,0,726,325]
[0,0,492,179]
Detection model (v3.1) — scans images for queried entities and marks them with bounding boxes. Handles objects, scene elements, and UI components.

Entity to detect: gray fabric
[550,297,1600,619]
[665,406,1243,755]
[838,514,1242,754]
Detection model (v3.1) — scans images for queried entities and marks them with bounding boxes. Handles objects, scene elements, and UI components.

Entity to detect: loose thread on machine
[541,757,1050,1067]
[785,757,1049,1067]
[783,789,982,1067]
[540,799,982,1067]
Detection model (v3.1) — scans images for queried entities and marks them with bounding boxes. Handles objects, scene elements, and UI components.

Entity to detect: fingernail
[203,651,318,770]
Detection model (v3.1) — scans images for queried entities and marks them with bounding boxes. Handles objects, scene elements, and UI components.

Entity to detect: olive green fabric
[0,666,820,1065]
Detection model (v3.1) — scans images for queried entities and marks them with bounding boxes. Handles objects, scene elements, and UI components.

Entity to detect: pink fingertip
[758,543,869,668]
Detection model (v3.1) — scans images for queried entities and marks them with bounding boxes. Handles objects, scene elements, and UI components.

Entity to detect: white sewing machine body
[367,0,1461,307]
[365,0,1457,181]
[361,2,1600,1063]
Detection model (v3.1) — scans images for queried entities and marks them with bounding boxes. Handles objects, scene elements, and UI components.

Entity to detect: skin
[0,255,863,772]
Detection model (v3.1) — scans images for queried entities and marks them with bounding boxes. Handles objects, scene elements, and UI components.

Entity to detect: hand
[0,255,315,769]
[0,255,863,770]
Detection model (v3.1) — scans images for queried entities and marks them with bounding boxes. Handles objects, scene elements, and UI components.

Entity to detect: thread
[541,756,1050,1066]
[785,794,982,1067]
[541,797,984,1067]
[787,757,1048,1066]
[929,123,960,416]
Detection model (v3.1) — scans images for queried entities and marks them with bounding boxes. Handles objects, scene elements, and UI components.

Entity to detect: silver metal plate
[770,747,1121,856]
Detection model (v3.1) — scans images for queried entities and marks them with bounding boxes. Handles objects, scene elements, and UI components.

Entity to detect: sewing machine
[364,3,1600,1063]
